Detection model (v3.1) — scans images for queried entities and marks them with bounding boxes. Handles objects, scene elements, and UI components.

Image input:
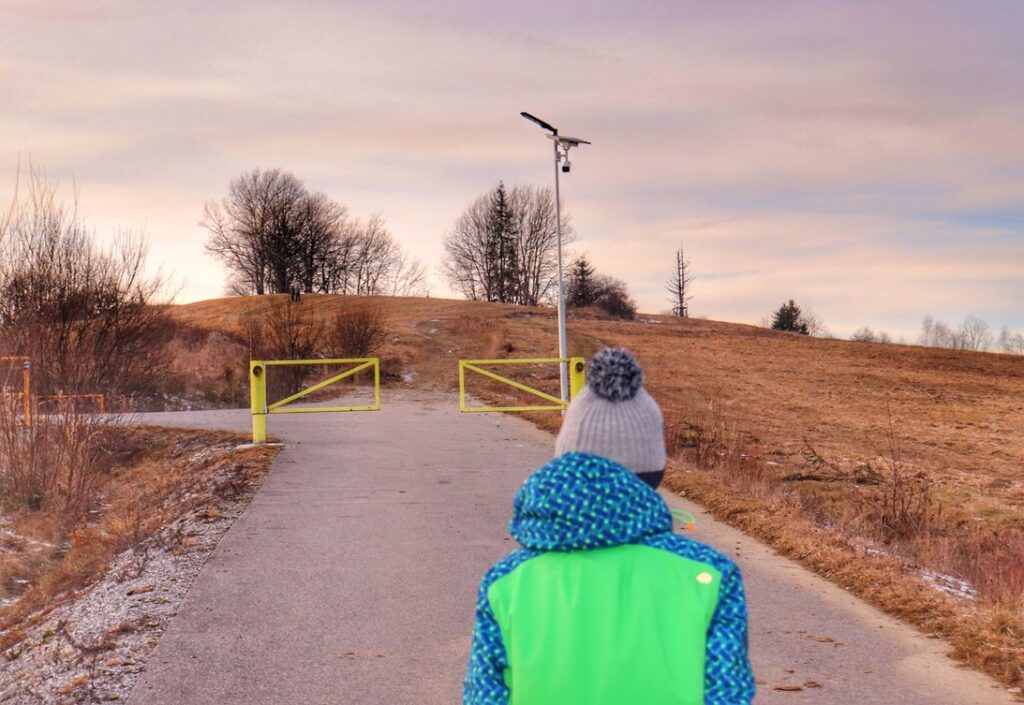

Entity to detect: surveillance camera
[561,160,571,173]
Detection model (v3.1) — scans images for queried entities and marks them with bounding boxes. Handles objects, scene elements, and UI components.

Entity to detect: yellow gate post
[248,358,380,443]
[250,361,267,444]
[569,357,586,399]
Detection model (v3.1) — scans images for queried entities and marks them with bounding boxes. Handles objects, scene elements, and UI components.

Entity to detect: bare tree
[665,245,693,317]
[0,167,171,398]
[327,303,389,358]
[920,315,955,348]
[800,308,831,338]
[851,326,877,342]
[851,326,891,343]
[295,191,349,294]
[203,169,427,298]
[247,299,325,398]
[346,215,397,296]
[388,251,428,297]
[441,193,492,301]
[920,314,993,351]
[959,314,993,351]
[442,183,572,305]
[203,168,307,295]
[998,326,1024,355]
[508,185,568,306]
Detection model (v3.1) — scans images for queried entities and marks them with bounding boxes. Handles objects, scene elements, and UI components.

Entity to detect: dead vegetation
[327,303,389,359]
[0,422,277,645]
[0,168,173,406]
[169,293,1024,688]
[157,295,391,409]
[661,388,1024,688]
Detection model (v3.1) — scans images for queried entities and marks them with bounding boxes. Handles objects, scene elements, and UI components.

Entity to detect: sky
[2,0,1022,339]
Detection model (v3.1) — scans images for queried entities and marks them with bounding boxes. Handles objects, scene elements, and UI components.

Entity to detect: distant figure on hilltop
[463,348,755,705]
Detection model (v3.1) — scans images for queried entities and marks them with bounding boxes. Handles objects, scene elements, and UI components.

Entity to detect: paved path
[129,391,1017,705]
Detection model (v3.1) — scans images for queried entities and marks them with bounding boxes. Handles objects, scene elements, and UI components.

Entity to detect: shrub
[594,278,637,320]
[326,303,388,358]
[565,260,637,320]
[870,414,940,542]
[0,168,172,402]
[245,297,326,398]
[0,396,107,516]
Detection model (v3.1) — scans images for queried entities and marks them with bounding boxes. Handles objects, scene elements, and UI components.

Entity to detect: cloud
[1,0,1022,340]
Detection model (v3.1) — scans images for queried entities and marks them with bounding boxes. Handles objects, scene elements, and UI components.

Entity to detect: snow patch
[863,545,978,601]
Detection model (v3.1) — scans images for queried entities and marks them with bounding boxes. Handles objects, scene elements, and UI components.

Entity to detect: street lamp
[520,111,590,406]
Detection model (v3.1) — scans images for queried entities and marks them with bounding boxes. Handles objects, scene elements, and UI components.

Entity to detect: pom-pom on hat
[555,348,666,479]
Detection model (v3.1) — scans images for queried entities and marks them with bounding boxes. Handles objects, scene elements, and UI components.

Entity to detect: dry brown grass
[0,426,277,644]
[162,325,250,407]
[662,467,1024,687]
[171,298,1024,500]
[169,294,1024,687]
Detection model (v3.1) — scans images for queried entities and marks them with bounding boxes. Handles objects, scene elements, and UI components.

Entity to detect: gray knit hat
[555,348,666,478]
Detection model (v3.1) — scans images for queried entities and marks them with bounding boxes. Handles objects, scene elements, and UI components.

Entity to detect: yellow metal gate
[249,358,380,443]
[458,357,586,412]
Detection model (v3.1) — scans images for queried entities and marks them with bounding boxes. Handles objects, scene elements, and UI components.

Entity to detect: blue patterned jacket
[463,452,755,705]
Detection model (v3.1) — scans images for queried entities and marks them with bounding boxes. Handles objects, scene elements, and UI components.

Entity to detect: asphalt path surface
[128,390,1017,705]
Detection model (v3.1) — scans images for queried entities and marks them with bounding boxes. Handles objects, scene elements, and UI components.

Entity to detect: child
[463,348,755,705]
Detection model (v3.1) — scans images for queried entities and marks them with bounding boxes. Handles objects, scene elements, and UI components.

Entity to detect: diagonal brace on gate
[249,358,380,443]
[267,360,376,412]
[458,357,586,413]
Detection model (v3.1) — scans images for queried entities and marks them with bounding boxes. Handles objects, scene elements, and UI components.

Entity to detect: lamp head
[520,111,557,135]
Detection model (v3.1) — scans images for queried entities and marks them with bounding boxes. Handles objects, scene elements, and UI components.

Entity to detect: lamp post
[520,111,590,406]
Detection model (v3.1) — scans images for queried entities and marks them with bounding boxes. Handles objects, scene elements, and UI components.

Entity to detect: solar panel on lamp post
[520,112,591,409]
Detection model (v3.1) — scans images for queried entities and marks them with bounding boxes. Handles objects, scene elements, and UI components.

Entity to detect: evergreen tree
[567,255,598,307]
[771,299,810,334]
[484,183,519,303]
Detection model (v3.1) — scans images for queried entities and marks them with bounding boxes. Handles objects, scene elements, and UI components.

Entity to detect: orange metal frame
[0,356,31,426]
[36,393,107,414]
[1,356,107,424]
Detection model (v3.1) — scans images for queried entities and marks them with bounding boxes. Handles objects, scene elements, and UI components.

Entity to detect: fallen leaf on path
[57,675,89,694]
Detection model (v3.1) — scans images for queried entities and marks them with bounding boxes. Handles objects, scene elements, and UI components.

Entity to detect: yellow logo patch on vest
[696,572,714,585]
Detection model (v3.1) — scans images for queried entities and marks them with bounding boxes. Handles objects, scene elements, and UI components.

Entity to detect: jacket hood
[510,452,673,551]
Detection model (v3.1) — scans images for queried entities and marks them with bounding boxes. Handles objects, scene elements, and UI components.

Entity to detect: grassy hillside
[171,293,1024,688]
[173,293,1024,517]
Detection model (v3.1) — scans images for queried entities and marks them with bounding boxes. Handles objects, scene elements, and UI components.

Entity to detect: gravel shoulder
[0,438,276,704]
